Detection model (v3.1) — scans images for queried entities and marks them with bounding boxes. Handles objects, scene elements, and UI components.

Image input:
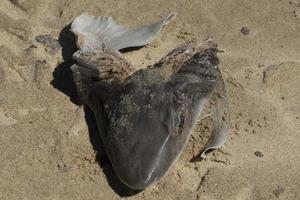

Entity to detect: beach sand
[0,0,299,199]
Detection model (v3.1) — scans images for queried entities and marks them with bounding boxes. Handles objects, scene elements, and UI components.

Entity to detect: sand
[0,0,299,199]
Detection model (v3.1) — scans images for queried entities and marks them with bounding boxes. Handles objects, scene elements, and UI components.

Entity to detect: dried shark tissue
[69,12,230,190]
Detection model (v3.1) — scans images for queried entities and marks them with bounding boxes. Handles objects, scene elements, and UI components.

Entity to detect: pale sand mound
[0,0,299,200]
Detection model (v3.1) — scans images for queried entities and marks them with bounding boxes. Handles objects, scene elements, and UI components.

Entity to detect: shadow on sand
[50,24,141,197]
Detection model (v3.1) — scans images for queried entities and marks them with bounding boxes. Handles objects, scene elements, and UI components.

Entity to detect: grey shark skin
[70,13,229,190]
[72,45,223,189]
[111,49,220,190]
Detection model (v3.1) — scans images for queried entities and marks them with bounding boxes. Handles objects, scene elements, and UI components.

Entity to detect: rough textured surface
[0,0,299,199]
[72,43,227,190]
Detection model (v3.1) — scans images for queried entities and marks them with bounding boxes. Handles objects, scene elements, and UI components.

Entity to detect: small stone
[273,185,285,197]
[35,34,61,54]
[36,34,58,46]
[248,119,253,126]
[241,26,250,35]
[254,151,264,157]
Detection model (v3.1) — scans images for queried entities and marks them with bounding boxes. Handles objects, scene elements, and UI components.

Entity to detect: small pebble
[273,185,285,197]
[36,35,58,45]
[35,34,61,54]
[254,151,264,157]
[248,119,253,126]
[241,26,250,35]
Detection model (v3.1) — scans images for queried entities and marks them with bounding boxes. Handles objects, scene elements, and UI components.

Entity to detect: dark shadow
[190,149,214,162]
[50,23,80,105]
[51,24,141,197]
[119,46,144,53]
